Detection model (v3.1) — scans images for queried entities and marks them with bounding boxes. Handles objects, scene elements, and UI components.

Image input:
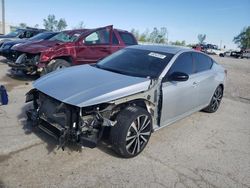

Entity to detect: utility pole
[1,0,5,34]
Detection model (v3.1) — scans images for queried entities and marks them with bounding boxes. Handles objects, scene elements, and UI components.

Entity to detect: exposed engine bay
[8,53,40,74]
[26,89,140,150]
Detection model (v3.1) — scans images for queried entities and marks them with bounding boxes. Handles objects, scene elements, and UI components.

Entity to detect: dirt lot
[0,56,250,188]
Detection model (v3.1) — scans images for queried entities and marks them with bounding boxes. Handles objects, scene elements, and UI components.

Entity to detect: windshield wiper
[96,65,125,75]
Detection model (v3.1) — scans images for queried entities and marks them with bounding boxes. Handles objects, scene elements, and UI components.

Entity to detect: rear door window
[112,32,119,45]
[193,53,213,73]
[167,52,194,75]
[118,32,137,45]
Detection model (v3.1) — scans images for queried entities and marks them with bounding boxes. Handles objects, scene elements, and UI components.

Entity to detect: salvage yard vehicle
[0,27,46,46]
[220,50,242,58]
[9,25,137,75]
[241,49,250,59]
[0,32,58,61]
[26,45,226,158]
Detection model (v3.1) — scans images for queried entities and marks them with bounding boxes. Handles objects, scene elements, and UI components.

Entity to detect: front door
[76,26,113,64]
[160,52,198,126]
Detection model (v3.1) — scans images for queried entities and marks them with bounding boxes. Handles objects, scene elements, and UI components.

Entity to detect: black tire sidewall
[203,86,223,113]
[110,106,152,158]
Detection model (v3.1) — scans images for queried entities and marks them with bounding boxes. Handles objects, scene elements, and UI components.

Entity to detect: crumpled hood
[33,65,151,107]
[13,40,63,53]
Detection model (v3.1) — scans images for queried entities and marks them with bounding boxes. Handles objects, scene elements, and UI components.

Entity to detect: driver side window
[167,52,194,76]
[84,28,110,45]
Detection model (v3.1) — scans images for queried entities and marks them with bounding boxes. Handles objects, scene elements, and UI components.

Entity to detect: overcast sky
[2,0,250,49]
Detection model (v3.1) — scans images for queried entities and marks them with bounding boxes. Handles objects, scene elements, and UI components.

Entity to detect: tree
[131,28,140,40]
[74,21,85,29]
[139,29,149,42]
[171,40,186,46]
[198,34,206,44]
[233,26,250,49]
[19,23,27,28]
[130,27,168,43]
[148,27,168,43]
[43,14,67,31]
[57,18,67,31]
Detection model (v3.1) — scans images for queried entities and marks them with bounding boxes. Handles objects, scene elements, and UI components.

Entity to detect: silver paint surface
[34,64,151,107]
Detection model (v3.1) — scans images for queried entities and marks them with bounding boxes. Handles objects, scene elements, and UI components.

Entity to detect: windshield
[6,30,23,37]
[96,48,174,78]
[49,32,80,42]
[29,32,56,41]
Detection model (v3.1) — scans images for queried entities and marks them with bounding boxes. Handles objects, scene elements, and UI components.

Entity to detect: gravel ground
[0,56,249,188]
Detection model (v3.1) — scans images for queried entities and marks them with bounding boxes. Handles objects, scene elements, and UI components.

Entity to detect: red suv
[9,25,137,75]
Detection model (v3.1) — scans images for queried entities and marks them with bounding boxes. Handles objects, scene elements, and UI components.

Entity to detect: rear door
[160,52,198,126]
[192,52,216,107]
[75,26,113,64]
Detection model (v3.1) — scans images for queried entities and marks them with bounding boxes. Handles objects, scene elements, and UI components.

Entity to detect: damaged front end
[26,89,117,150]
[8,53,40,74]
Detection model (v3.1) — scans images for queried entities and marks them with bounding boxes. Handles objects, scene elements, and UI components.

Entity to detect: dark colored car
[220,50,242,58]
[0,32,58,60]
[9,25,137,75]
[0,28,46,47]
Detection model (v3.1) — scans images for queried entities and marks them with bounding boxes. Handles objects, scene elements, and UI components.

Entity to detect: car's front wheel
[203,86,223,113]
[41,59,70,76]
[110,106,152,158]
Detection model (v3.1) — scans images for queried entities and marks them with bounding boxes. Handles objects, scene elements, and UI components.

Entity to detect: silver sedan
[26,45,226,158]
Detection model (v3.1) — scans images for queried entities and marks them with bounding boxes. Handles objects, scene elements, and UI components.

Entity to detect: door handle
[192,81,198,87]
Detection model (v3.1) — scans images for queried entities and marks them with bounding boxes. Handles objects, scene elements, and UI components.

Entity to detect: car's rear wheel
[110,106,152,158]
[203,86,223,113]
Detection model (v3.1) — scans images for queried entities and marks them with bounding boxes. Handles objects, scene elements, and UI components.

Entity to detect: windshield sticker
[148,52,166,59]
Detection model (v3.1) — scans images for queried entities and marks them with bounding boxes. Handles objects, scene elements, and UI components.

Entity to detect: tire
[41,59,70,76]
[203,86,223,113]
[110,106,152,158]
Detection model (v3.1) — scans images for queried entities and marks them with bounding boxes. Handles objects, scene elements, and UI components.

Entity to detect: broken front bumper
[8,53,40,73]
[26,91,104,149]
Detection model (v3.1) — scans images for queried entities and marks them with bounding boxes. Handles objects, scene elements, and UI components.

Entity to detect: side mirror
[168,72,189,82]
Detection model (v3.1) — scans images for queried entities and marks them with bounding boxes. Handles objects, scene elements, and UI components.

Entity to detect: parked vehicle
[241,49,250,59]
[9,25,137,75]
[220,50,242,58]
[0,32,58,61]
[0,27,46,46]
[26,45,226,158]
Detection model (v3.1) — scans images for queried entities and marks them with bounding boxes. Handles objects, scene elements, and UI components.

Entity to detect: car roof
[128,45,193,54]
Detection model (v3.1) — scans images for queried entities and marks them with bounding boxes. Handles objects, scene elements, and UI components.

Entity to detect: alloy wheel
[211,87,223,111]
[125,115,151,155]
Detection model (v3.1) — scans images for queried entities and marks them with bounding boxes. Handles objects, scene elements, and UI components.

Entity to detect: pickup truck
[9,25,138,75]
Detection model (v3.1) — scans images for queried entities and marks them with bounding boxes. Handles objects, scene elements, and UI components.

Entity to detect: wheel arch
[115,98,155,117]
[53,56,73,64]
[218,83,224,93]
